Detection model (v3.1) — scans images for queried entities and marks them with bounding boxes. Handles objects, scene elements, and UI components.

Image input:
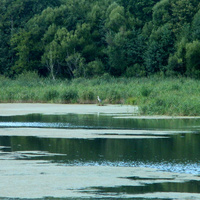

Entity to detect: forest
[1,0,200,79]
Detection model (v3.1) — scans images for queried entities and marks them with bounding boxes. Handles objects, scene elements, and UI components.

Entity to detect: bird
[97,96,103,106]
[97,96,101,103]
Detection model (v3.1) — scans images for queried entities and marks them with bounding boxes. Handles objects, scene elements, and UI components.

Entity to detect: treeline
[1,0,200,79]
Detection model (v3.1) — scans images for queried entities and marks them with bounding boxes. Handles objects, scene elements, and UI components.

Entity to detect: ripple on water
[58,160,200,175]
[0,122,91,128]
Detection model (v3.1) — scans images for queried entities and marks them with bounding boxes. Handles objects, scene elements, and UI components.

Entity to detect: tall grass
[1,72,200,116]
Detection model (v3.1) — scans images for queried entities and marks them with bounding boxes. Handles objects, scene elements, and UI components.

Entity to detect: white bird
[97,96,101,103]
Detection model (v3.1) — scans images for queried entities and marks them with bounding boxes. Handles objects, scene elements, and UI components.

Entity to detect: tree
[186,41,200,78]
[144,24,174,74]
[106,31,127,76]
[0,0,61,76]
[1,0,200,78]
[105,3,126,32]
[65,52,85,78]
[106,28,145,76]
[171,0,200,34]
[118,0,159,26]
[152,0,171,27]
[85,60,104,77]
[192,10,200,41]
[42,40,61,80]
[167,35,188,76]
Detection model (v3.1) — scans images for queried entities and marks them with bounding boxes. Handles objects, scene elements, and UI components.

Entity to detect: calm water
[0,113,200,199]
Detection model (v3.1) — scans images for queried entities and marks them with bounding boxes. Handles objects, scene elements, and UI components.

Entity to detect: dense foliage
[1,0,200,79]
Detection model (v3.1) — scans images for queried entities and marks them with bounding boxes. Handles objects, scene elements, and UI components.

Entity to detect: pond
[0,112,200,199]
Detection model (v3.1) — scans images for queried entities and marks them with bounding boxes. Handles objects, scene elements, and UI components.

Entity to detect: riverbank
[1,103,200,119]
[0,103,137,116]
[1,74,200,116]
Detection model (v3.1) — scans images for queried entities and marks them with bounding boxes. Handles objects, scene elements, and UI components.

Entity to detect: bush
[125,64,146,77]
[85,60,104,77]
[7,91,15,103]
[126,97,137,105]
[140,97,168,115]
[141,87,151,97]
[61,89,78,103]
[167,55,186,76]
[170,84,180,91]
[44,89,59,102]
[17,90,36,102]
[107,90,121,103]
[186,41,200,78]
[82,90,95,101]
[15,71,41,86]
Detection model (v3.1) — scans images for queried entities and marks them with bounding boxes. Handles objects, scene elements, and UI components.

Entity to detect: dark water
[0,113,200,199]
[1,113,200,130]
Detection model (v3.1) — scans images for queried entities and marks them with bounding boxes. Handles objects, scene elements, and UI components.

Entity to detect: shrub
[18,90,35,102]
[7,91,15,102]
[125,64,146,77]
[167,55,185,76]
[61,89,78,103]
[107,90,121,103]
[15,71,41,86]
[44,89,59,102]
[82,90,95,101]
[126,97,137,105]
[85,60,104,77]
[140,97,167,115]
[186,41,200,78]
[141,87,151,97]
[170,84,180,91]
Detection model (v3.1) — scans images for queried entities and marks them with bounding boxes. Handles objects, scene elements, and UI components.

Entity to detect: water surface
[0,113,200,199]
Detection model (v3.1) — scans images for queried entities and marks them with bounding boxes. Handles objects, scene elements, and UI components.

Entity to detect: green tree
[152,0,171,27]
[105,3,126,32]
[0,0,61,76]
[42,40,61,80]
[85,60,104,77]
[1,0,200,78]
[118,0,159,27]
[171,0,200,34]
[144,24,174,74]
[167,34,189,76]
[106,31,128,76]
[192,10,200,41]
[106,28,145,76]
[186,40,200,78]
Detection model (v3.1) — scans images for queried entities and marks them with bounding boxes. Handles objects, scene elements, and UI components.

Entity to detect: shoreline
[0,103,137,116]
[0,103,200,119]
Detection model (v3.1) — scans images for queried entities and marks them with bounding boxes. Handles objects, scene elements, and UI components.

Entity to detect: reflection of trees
[0,136,11,148]
[172,133,200,161]
[1,114,200,164]
[96,180,200,194]
[6,132,200,164]
[3,114,200,130]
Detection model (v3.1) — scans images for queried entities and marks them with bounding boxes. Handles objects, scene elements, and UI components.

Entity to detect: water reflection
[0,122,73,128]
[1,113,200,130]
[0,134,200,174]
[0,113,200,198]
[88,180,200,194]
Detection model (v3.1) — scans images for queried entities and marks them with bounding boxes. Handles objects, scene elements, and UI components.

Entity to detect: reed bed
[1,72,200,116]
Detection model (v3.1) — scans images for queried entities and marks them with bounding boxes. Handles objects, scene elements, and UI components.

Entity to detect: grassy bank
[1,72,200,116]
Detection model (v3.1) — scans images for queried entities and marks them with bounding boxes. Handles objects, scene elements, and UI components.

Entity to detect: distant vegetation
[1,1,200,116]
[1,72,200,116]
[1,0,200,79]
